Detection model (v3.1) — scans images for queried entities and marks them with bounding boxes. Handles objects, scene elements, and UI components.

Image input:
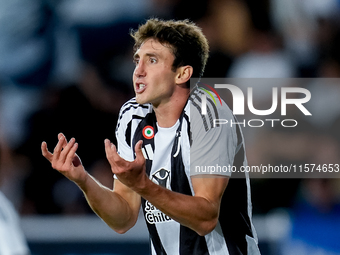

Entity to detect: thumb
[134,140,145,160]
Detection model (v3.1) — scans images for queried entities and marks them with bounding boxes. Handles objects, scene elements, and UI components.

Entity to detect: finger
[41,141,53,162]
[59,138,76,163]
[65,142,79,166]
[104,139,129,172]
[58,133,64,140]
[104,139,117,161]
[104,139,116,173]
[104,139,111,158]
[104,138,116,150]
[58,133,68,148]
[134,140,145,162]
[53,135,65,160]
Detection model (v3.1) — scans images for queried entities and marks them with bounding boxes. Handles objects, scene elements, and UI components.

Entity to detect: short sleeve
[115,99,152,162]
[190,102,238,177]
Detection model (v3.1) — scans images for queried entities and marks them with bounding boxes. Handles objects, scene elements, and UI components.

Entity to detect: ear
[175,65,193,85]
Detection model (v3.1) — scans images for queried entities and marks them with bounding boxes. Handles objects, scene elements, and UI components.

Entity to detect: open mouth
[136,83,147,93]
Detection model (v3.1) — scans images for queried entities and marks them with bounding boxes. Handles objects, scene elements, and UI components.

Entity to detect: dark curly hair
[130,18,209,87]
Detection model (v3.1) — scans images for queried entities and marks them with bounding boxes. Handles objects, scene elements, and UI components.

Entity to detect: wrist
[132,174,152,195]
[74,170,90,190]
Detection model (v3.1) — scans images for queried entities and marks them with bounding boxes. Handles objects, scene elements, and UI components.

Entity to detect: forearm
[76,173,138,234]
[105,140,226,236]
[41,135,139,233]
[135,179,219,236]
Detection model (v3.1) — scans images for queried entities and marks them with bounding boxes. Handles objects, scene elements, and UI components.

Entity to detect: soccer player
[42,18,260,255]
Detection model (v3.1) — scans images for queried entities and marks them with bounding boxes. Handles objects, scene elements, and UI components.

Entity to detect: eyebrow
[133,52,159,60]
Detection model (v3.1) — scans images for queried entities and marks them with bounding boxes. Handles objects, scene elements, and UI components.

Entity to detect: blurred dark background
[1,0,340,254]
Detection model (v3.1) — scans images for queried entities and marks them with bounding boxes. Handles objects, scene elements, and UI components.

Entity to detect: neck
[153,87,190,128]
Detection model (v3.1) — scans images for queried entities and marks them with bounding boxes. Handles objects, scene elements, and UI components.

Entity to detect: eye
[133,58,139,65]
[150,57,157,64]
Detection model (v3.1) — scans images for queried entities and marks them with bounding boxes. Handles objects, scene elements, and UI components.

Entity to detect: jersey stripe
[144,197,168,255]
[116,99,150,132]
[131,111,168,254]
[190,92,209,131]
[190,89,220,130]
[219,116,254,255]
[170,116,210,255]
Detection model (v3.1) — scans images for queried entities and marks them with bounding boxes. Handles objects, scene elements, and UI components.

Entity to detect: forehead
[134,39,173,57]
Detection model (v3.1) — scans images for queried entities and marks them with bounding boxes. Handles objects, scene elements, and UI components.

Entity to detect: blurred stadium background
[0,0,340,254]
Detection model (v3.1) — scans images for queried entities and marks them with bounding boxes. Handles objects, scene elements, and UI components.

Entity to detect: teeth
[140,84,145,89]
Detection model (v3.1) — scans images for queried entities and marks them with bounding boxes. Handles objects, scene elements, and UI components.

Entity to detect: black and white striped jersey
[115,89,260,255]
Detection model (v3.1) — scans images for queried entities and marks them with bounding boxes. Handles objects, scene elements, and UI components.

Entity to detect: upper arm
[190,176,229,234]
[191,176,229,209]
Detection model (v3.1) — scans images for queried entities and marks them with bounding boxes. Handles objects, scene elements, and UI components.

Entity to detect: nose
[134,61,146,78]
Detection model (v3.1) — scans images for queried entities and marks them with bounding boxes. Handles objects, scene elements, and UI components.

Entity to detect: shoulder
[189,88,234,132]
[117,98,152,124]
[116,98,152,133]
[118,98,152,118]
[115,98,153,153]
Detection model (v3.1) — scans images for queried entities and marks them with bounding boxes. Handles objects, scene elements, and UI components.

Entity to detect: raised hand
[104,139,148,191]
[41,133,87,184]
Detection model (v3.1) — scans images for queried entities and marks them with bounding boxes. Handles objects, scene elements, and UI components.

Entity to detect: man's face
[133,39,178,106]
